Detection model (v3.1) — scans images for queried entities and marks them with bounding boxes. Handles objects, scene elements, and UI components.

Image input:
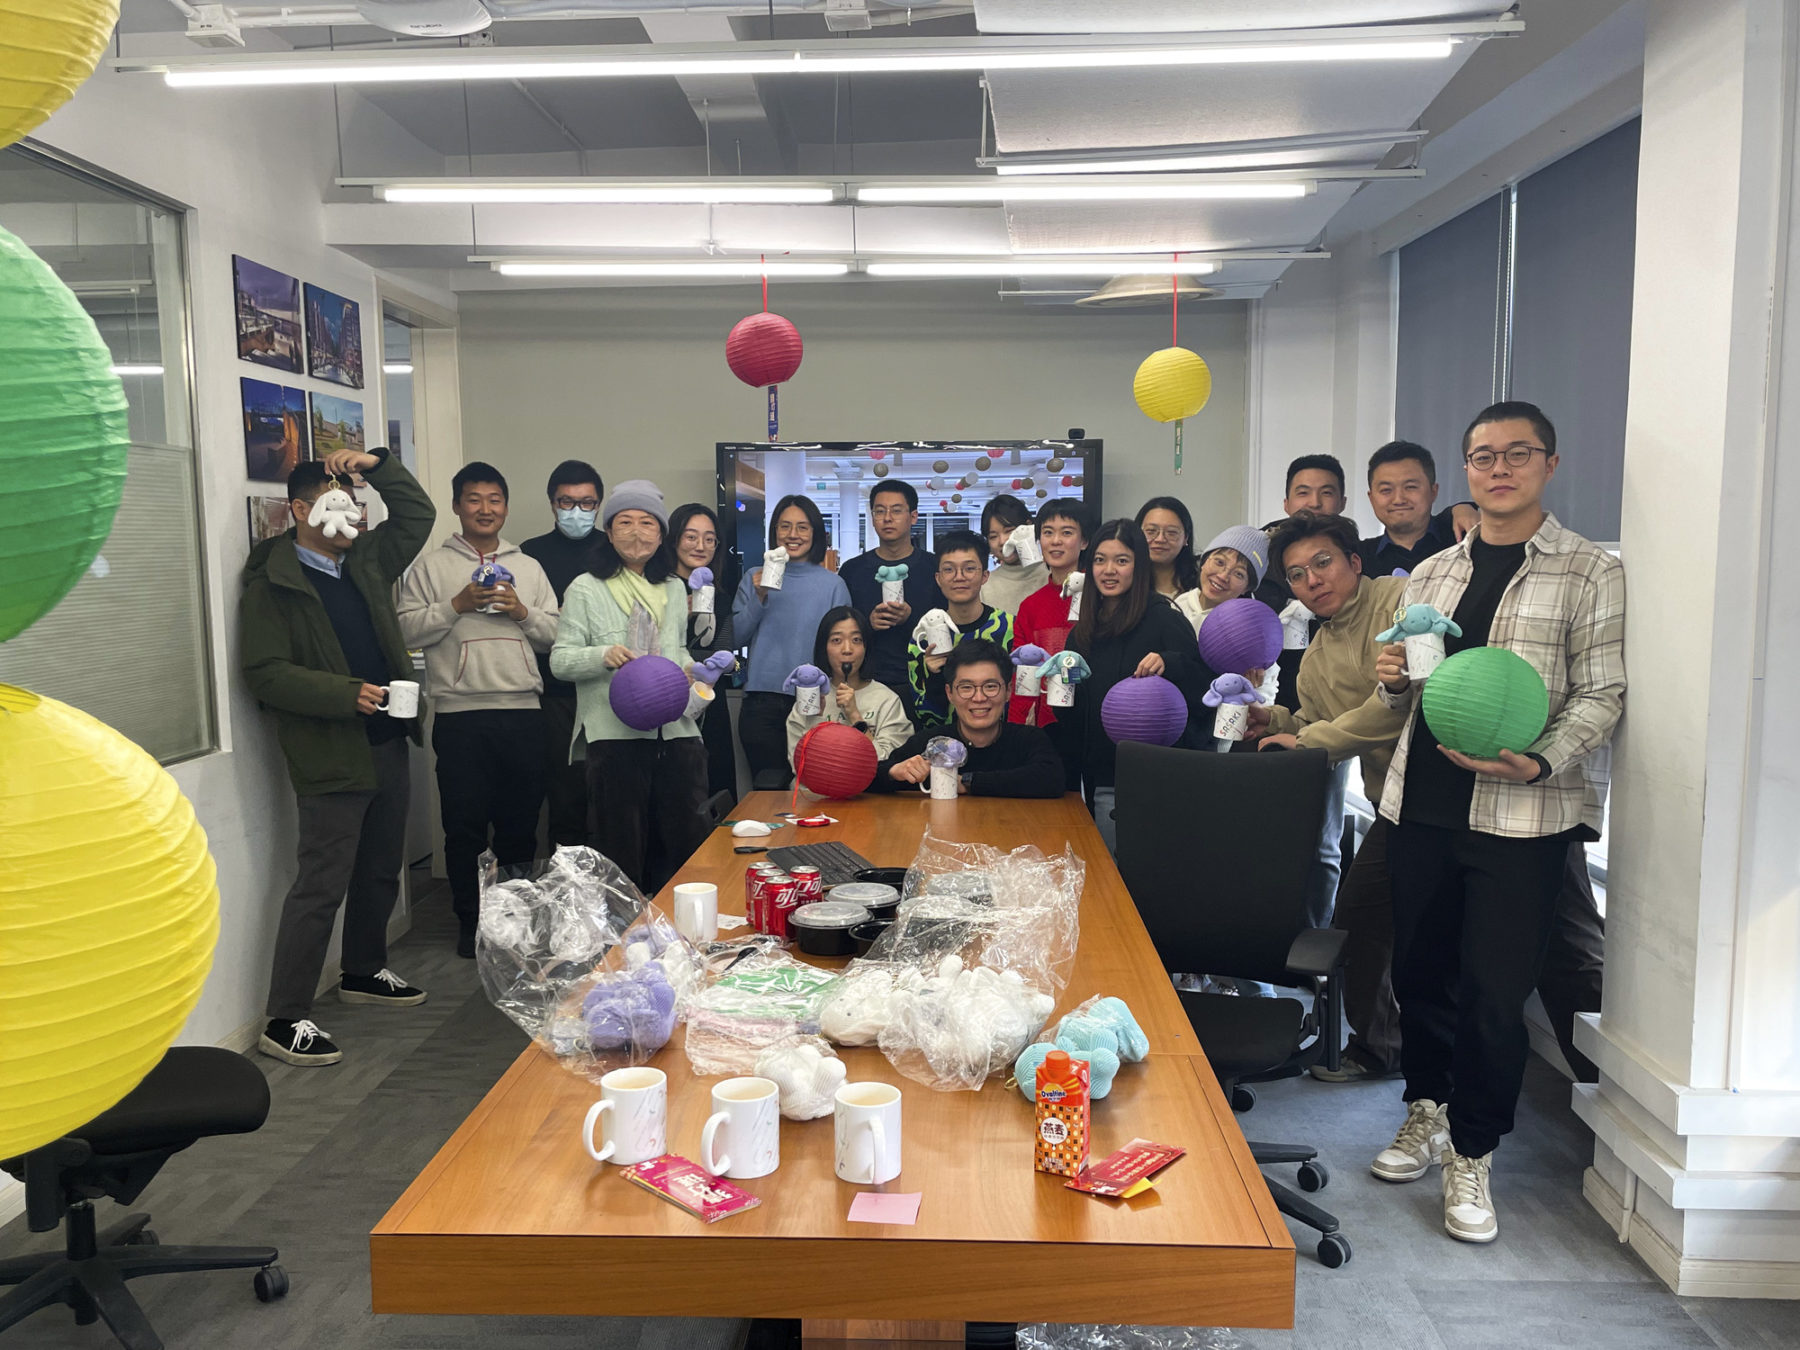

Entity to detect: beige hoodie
[397,535,560,714]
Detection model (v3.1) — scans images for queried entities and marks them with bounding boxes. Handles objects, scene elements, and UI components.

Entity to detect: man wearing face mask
[522,460,604,850]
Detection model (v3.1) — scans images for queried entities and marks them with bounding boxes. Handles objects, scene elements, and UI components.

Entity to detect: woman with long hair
[667,502,739,801]
[732,493,850,786]
[1068,518,1216,851]
[785,605,913,765]
[1134,496,1200,599]
[550,480,708,893]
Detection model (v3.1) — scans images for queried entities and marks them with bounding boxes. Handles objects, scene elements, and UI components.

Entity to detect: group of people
[241,399,1625,1250]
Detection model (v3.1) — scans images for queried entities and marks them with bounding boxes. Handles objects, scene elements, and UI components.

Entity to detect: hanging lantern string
[761,253,768,313]
[1171,251,1179,348]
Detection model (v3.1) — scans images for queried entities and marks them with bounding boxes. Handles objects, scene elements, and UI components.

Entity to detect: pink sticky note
[848,1191,922,1225]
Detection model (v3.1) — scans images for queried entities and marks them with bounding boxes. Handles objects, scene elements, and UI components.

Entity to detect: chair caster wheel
[254,1265,290,1302]
[1231,1084,1256,1113]
[128,1229,159,1246]
[1297,1160,1329,1192]
[1316,1233,1352,1268]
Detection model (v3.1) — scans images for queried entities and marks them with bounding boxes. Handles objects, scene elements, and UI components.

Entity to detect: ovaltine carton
[1034,1049,1091,1177]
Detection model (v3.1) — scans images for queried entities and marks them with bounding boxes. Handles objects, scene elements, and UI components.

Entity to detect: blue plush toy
[1054,996,1150,1062]
[1376,603,1462,642]
[1014,1042,1121,1101]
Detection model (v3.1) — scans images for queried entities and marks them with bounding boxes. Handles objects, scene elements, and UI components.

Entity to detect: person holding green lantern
[1365,402,1626,1248]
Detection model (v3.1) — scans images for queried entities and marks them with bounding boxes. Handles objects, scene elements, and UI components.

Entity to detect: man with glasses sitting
[1368,401,1626,1247]
[874,639,1063,797]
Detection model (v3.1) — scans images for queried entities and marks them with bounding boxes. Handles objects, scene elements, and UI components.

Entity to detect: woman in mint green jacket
[549,480,707,893]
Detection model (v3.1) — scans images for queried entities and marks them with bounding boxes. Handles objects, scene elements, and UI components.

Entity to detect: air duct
[355,0,493,35]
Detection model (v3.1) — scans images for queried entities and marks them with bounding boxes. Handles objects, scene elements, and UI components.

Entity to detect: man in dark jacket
[240,446,435,1067]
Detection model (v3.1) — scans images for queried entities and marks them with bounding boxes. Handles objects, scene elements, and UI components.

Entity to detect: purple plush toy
[581,965,678,1053]
[471,559,515,613]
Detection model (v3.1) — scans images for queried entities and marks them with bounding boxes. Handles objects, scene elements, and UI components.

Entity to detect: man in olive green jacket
[239,446,435,1067]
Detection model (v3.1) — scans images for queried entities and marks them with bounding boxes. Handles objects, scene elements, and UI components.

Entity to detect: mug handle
[863,1117,887,1185]
[583,1100,615,1163]
[700,1110,731,1176]
[374,685,391,711]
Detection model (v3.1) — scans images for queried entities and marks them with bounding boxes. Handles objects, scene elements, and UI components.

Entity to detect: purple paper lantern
[608,654,691,731]
[1197,598,1283,676]
[1100,675,1188,746]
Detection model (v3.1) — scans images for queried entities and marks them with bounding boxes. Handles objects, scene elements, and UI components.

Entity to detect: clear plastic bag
[476,846,705,1083]
[682,948,844,1076]
[753,1034,848,1120]
[875,953,1056,1092]
[1016,1327,1246,1350]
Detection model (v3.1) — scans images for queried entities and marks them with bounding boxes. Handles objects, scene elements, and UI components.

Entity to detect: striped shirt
[1377,513,1626,838]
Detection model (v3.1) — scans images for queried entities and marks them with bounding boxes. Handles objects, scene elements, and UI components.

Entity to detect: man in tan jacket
[1246,510,1409,1082]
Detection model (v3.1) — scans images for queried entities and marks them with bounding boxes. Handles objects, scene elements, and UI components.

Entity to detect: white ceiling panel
[987,47,1477,153]
[973,2,1511,33]
[1003,182,1358,253]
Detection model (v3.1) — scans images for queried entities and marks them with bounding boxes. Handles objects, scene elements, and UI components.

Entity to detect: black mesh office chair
[0,1047,288,1350]
[1115,741,1353,1268]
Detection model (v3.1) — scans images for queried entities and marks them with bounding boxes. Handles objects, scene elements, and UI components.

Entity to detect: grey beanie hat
[601,479,668,531]
[1200,524,1271,588]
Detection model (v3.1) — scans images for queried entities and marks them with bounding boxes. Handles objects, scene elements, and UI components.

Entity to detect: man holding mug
[240,446,436,1067]
[873,640,1063,797]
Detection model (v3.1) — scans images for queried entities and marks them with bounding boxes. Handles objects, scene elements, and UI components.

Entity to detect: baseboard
[2,906,417,1232]
[1584,1167,1800,1299]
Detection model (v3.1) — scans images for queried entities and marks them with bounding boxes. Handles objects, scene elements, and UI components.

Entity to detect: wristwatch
[853,719,871,734]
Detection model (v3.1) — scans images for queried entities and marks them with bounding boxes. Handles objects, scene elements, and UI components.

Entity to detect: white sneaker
[1371,1098,1450,1182]
[1443,1150,1498,1243]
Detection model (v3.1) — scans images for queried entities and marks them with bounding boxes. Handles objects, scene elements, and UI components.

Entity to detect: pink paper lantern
[1101,676,1188,746]
[726,312,803,388]
[608,655,691,731]
[1196,598,1283,676]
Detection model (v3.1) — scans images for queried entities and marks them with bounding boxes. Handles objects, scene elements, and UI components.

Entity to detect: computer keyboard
[765,841,877,887]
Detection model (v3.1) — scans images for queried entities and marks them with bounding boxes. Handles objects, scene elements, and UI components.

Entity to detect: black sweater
[520,526,594,698]
[1069,593,1218,792]
[870,721,1065,798]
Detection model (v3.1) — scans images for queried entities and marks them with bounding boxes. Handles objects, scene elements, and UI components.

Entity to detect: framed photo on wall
[246,495,294,547]
[241,377,310,481]
[233,255,302,373]
[310,392,365,458]
[304,282,364,388]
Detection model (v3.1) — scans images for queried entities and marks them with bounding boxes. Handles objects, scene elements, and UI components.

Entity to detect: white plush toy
[309,487,362,540]
[754,1037,848,1120]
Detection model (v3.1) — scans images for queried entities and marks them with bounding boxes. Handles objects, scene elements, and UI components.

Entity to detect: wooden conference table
[370,792,1295,1331]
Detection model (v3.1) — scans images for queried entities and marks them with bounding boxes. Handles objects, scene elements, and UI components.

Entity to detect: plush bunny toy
[308,487,361,540]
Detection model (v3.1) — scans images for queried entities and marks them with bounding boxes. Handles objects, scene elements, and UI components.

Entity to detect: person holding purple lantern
[551,480,709,894]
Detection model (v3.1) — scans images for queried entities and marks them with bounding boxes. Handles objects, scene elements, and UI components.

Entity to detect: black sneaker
[259,1018,342,1066]
[456,925,475,960]
[338,968,428,1006]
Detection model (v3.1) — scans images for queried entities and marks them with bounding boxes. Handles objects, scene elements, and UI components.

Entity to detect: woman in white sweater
[786,606,914,767]
[550,480,708,893]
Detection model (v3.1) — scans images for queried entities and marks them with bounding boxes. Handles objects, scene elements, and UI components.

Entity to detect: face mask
[556,507,596,540]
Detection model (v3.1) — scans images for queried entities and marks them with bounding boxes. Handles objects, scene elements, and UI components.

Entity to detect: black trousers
[700,689,739,802]
[587,736,710,895]
[739,690,794,788]
[432,709,548,930]
[1338,827,1605,1079]
[1389,821,1573,1159]
[538,693,591,851]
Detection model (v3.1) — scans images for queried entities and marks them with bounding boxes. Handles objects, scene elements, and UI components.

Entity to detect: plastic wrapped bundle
[876,954,1055,1092]
[683,949,844,1076]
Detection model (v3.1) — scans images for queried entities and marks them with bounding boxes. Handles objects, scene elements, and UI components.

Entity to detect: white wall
[28,66,433,1050]
[455,285,1248,543]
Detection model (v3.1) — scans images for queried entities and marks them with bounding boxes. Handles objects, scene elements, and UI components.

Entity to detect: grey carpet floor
[5,898,1798,1350]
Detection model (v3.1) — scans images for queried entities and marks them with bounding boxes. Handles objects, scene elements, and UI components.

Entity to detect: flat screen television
[713,438,1103,601]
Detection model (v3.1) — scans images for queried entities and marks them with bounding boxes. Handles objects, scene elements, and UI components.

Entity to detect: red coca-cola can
[789,864,823,908]
[746,863,781,931]
[763,873,800,940]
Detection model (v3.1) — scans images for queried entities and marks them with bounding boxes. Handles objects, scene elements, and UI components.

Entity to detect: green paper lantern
[0,224,129,643]
[1420,647,1550,760]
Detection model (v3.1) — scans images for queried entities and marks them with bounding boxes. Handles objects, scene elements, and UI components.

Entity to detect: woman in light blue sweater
[551,479,708,893]
[732,493,850,786]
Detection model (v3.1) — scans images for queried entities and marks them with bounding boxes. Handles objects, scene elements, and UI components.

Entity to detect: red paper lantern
[1011,478,1023,490]
[726,312,803,388]
[940,498,950,510]
[795,721,877,799]
[1061,475,1074,487]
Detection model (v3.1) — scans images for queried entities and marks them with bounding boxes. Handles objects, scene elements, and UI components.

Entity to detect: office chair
[0,1047,288,1350]
[1114,741,1354,1268]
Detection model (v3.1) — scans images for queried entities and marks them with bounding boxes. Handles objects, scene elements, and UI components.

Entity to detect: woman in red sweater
[1008,497,1096,791]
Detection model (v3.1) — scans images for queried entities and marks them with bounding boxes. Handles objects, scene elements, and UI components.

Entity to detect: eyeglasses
[553,497,599,512]
[871,505,912,520]
[938,564,985,580]
[680,530,717,548]
[1465,445,1548,472]
[951,680,1006,699]
[1284,551,1342,587]
[1141,526,1186,542]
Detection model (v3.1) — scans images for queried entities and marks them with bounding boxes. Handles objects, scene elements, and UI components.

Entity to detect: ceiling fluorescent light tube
[110,364,164,376]
[493,261,849,278]
[856,183,1310,204]
[996,151,1360,175]
[151,38,1459,89]
[867,260,1220,278]
[378,184,835,204]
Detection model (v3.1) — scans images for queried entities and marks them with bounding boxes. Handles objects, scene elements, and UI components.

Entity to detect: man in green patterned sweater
[907,529,1014,727]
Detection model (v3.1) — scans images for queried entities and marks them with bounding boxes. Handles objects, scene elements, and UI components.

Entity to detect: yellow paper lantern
[1133,346,1212,423]
[0,0,120,150]
[0,684,219,1158]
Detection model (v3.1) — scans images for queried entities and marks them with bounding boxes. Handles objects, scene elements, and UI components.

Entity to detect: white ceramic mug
[380,680,420,718]
[1404,632,1447,683]
[919,764,959,799]
[684,681,713,722]
[761,548,789,590]
[1014,664,1043,698]
[700,1076,781,1180]
[581,1066,667,1166]
[1007,524,1042,566]
[1045,673,1074,708]
[834,1080,902,1185]
[691,584,715,615]
[794,685,823,716]
[1063,575,1084,622]
[1214,703,1251,743]
[673,882,719,945]
[915,610,957,656]
[881,579,906,606]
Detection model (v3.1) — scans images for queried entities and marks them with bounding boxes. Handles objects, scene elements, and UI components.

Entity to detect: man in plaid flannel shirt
[1365,402,1626,1247]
